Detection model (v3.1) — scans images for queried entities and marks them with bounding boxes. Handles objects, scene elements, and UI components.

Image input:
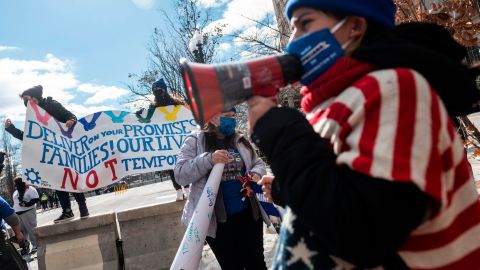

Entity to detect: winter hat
[21,85,43,100]
[152,78,167,91]
[285,0,397,28]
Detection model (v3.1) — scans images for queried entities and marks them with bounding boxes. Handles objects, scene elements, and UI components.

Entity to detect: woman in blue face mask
[174,108,270,269]
[248,0,480,269]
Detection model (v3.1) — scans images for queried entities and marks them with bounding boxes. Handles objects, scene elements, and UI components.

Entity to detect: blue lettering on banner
[101,129,123,137]
[40,142,108,174]
[122,120,195,138]
[120,155,178,171]
[27,121,93,156]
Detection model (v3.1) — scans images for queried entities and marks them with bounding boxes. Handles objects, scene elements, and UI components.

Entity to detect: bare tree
[395,0,480,150]
[395,0,480,47]
[125,0,224,109]
[0,117,20,199]
[225,11,302,110]
[228,13,284,58]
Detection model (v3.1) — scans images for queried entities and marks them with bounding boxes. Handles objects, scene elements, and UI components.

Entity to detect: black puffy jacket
[6,97,77,141]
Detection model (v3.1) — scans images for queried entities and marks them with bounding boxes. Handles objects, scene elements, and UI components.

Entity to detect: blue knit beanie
[152,78,167,91]
[286,0,396,28]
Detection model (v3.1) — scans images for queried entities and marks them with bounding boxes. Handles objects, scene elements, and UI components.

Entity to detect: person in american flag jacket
[248,0,480,269]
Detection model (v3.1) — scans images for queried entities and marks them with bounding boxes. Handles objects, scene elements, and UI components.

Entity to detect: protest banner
[21,101,197,192]
[170,163,224,270]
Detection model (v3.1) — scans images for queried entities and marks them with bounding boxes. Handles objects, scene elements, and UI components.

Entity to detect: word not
[61,158,119,190]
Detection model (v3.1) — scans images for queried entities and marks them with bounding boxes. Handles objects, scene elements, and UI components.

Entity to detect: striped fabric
[304,67,480,269]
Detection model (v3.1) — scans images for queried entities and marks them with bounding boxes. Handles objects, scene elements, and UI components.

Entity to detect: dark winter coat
[6,97,77,141]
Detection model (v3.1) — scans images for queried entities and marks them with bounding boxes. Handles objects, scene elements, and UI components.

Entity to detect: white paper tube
[170,163,224,270]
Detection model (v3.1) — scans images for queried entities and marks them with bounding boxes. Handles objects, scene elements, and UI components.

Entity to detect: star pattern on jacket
[283,208,296,233]
[330,255,356,270]
[286,237,318,269]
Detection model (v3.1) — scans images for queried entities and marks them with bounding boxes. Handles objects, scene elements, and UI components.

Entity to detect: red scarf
[301,57,374,113]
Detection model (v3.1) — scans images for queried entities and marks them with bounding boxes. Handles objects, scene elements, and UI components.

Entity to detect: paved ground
[36,180,176,226]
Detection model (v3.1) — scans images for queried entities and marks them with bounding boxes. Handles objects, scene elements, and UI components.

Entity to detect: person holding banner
[246,0,480,269]
[148,78,190,201]
[4,85,90,223]
[175,109,269,269]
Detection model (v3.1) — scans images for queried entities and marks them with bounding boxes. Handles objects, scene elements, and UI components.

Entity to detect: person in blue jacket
[0,195,27,268]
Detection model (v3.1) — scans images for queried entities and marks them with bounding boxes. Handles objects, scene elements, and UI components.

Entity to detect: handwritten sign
[21,101,197,192]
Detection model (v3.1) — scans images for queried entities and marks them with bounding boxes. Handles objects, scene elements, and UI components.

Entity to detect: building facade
[272,0,291,50]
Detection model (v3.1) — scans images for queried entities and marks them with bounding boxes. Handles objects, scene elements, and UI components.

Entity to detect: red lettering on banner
[86,170,99,188]
[104,158,118,181]
[61,168,79,190]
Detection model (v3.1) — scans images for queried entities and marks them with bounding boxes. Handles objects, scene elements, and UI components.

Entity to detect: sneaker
[176,190,184,201]
[80,207,90,220]
[30,246,37,254]
[184,187,190,199]
[54,211,74,223]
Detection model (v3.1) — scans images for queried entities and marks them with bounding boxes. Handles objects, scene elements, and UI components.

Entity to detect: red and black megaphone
[180,54,302,126]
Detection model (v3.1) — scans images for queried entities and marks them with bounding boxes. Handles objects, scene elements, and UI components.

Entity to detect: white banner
[21,101,197,192]
[170,163,224,270]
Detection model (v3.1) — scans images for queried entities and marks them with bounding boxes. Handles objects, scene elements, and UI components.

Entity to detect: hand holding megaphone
[180,54,302,126]
[247,96,276,132]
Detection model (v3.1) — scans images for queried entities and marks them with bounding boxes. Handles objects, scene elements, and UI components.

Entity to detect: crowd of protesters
[38,191,58,211]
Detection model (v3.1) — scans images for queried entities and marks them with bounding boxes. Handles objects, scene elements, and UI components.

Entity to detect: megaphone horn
[180,54,302,126]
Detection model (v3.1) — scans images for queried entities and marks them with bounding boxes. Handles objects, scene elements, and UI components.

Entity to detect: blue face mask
[286,18,350,85]
[219,117,236,136]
